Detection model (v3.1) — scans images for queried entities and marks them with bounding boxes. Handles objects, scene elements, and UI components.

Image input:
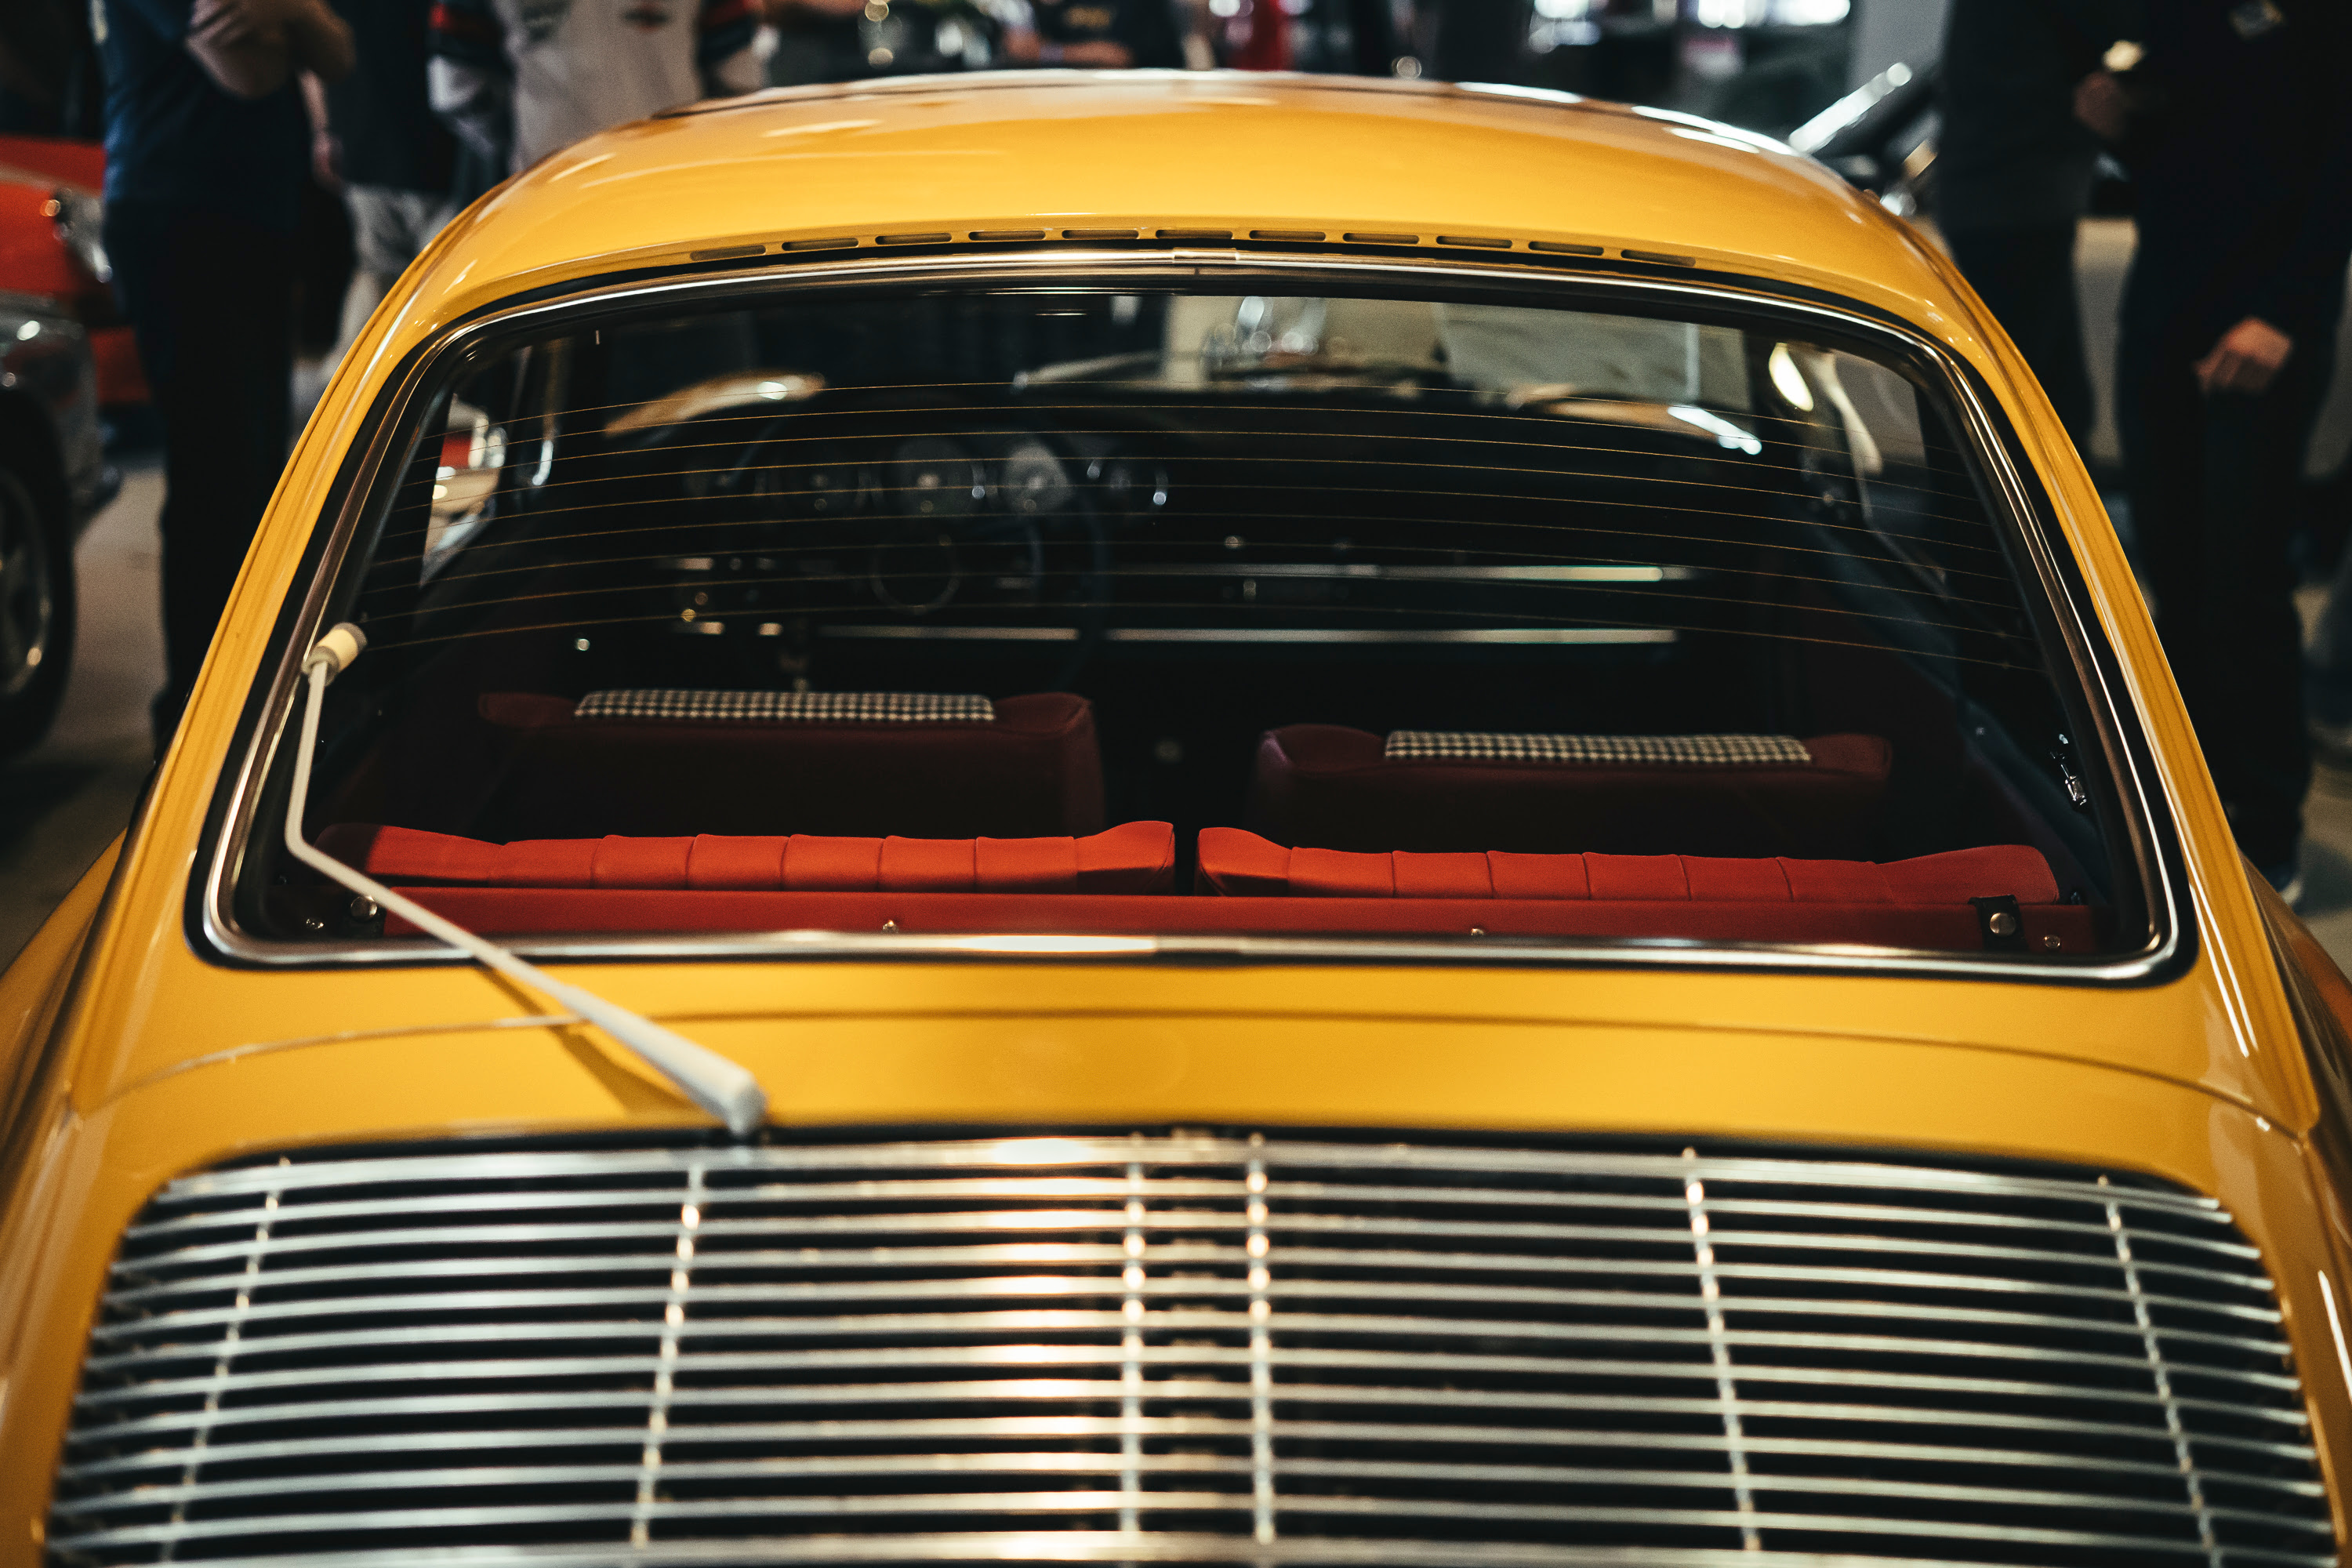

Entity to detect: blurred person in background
[1934,0,2131,453]
[314,0,459,348]
[96,0,354,747]
[2079,0,2352,899]
[764,0,870,86]
[1000,0,1182,68]
[428,0,762,176]
[1428,0,1522,85]
[0,0,105,135]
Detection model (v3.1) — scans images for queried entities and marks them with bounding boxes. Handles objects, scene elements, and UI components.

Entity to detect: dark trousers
[103,201,296,747]
[1946,223,2095,452]
[2120,305,2338,868]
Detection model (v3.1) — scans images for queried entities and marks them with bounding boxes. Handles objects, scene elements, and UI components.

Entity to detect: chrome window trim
[198,248,2184,985]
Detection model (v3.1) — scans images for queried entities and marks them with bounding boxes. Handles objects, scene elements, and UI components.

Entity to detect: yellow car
[5,70,2350,1568]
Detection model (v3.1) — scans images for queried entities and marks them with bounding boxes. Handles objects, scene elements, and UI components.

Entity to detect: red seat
[320,821,1175,895]
[1184,826,2083,950]
[472,689,1105,839]
[341,823,2092,953]
[1247,724,1893,857]
[1197,826,2055,904]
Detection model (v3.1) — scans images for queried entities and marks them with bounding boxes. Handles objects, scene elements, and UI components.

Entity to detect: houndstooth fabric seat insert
[1385,731,1813,765]
[573,690,996,724]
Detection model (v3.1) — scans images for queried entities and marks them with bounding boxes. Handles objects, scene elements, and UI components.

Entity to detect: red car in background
[0,133,146,409]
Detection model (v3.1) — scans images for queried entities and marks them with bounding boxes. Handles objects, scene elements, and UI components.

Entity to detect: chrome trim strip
[58,1419,2324,1494]
[67,1381,2320,1465]
[2110,1189,2225,1567]
[116,1184,2254,1253]
[100,1232,2274,1308]
[197,249,2186,985]
[71,1287,2298,1368]
[70,1340,2310,1424]
[82,1290,2295,1374]
[143,1138,2239,1207]
[52,1454,2334,1531]
[1683,1156,1758,1549]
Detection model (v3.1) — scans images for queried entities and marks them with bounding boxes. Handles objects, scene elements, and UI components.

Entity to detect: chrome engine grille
[49,1131,2336,1568]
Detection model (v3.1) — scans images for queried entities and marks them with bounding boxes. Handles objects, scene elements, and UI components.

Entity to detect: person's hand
[2195,317,2295,396]
[2074,70,2129,142]
[191,0,287,49]
[311,128,342,187]
[187,0,292,98]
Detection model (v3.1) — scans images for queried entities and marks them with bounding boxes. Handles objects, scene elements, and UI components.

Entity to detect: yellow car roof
[387,72,1977,358]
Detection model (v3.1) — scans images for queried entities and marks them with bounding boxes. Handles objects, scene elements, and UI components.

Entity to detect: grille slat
[78,1292,2302,1371]
[50,1131,2333,1568]
[45,1494,2332,1562]
[55,1419,2333,1496]
[61,1384,2332,1466]
[105,1234,2278,1303]
[49,1454,2336,1528]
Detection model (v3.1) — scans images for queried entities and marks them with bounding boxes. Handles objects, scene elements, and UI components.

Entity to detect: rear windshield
[238,276,2130,960]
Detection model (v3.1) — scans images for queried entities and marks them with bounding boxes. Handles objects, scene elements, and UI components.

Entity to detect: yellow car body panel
[4,71,2348,1559]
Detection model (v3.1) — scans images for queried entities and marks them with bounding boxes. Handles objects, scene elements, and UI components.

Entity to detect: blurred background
[5,0,2350,965]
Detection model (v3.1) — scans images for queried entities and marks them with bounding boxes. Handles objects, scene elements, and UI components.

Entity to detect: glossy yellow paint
[1,71,2347,1555]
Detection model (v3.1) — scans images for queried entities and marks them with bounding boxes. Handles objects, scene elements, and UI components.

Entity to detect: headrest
[572,690,995,724]
[1383,731,1813,765]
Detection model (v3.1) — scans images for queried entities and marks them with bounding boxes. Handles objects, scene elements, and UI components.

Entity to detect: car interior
[235,279,2127,956]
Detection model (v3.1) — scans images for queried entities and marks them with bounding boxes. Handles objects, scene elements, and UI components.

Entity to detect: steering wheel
[738,414,1112,689]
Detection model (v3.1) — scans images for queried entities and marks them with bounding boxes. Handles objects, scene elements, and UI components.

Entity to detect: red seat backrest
[1247,724,1893,858]
[1196,826,2059,905]
[318,821,1176,895]
[471,689,1105,840]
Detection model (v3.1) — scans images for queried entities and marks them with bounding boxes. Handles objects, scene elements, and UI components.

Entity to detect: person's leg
[2118,316,2203,660]
[1945,223,2095,452]
[2309,481,2352,744]
[103,200,194,744]
[147,209,296,745]
[2191,329,2337,871]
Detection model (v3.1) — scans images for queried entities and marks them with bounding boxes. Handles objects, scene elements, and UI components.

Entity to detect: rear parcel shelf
[316,825,2089,952]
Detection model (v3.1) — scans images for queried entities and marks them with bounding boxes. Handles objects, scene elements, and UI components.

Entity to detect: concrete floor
[7,463,2352,975]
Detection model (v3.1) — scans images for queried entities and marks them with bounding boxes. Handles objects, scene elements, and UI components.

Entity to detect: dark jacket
[1936,0,2133,234]
[326,0,456,195]
[2124,0,2352,343]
